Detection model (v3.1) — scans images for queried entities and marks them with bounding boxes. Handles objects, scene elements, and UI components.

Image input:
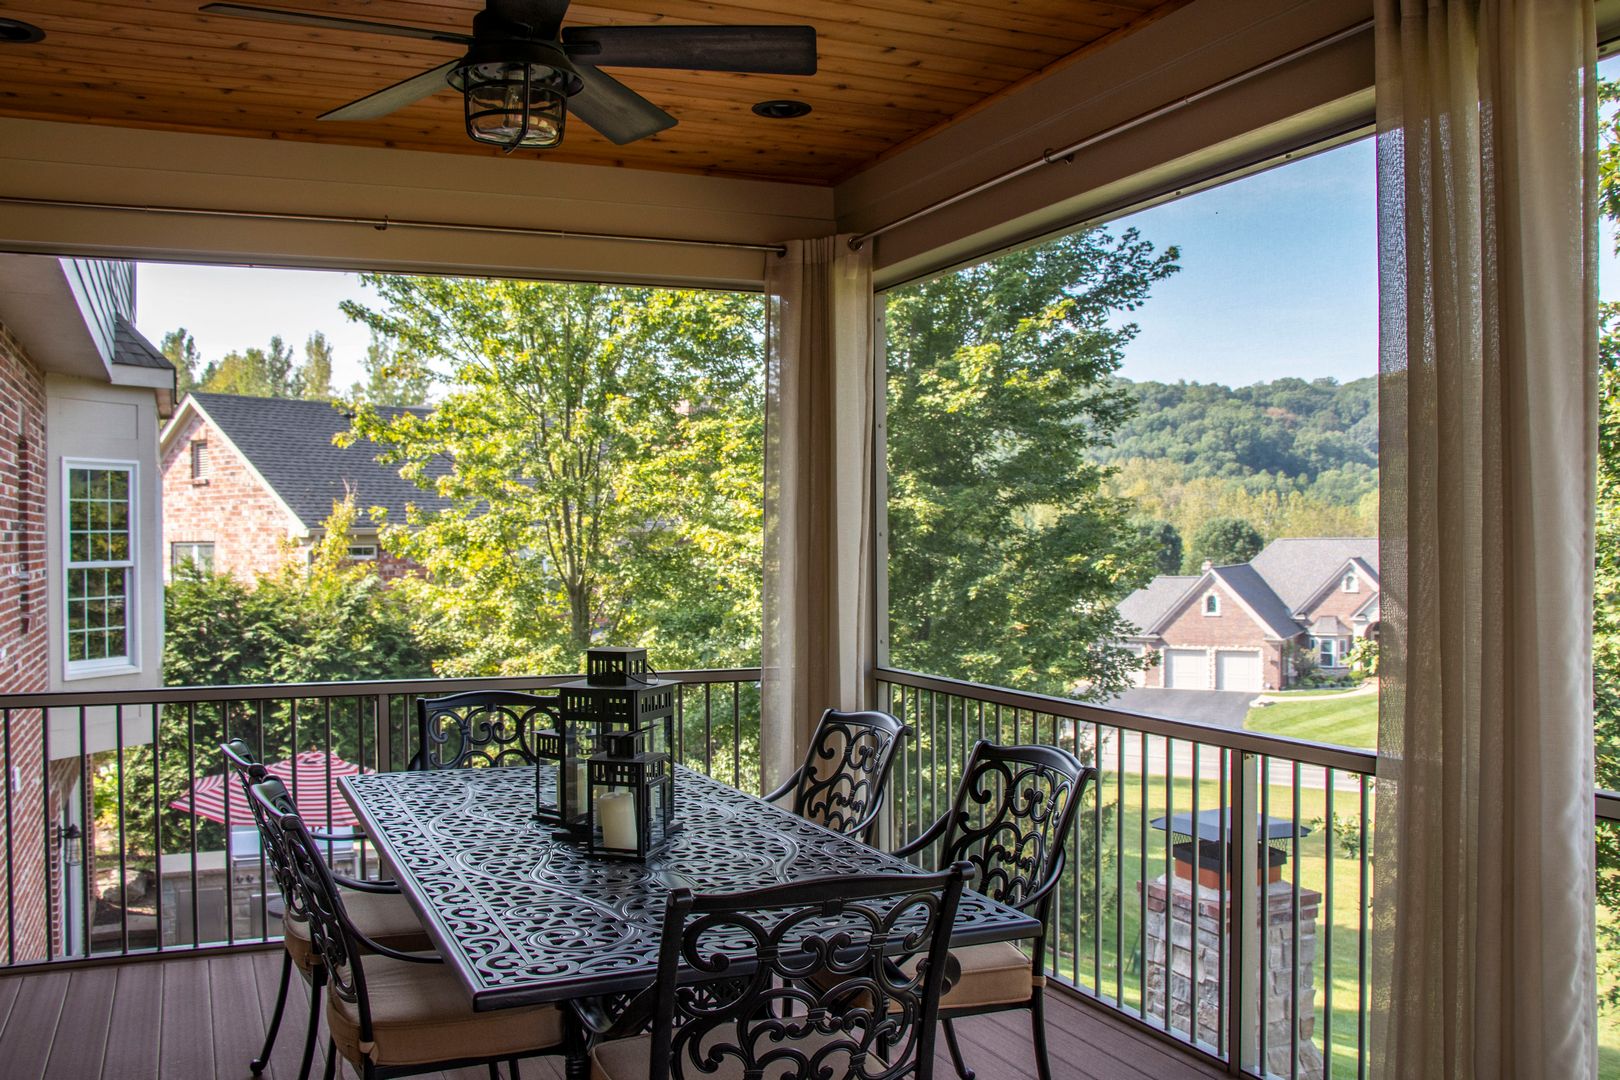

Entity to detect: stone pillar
[1142,873,1324,1079]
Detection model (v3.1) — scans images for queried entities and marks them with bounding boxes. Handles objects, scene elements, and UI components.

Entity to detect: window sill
[63,661,141,682]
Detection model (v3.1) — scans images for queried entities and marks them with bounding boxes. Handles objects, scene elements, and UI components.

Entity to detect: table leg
[564,1009,591,1080]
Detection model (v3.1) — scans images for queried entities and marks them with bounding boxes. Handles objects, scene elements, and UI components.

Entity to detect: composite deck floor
[0,949,1227,1080]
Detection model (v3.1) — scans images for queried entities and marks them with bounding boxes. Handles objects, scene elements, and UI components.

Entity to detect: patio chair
[223,742,431,1080]
[762,707,908,843]
[411,690,559,770]
[893,740,1095,1080]
[250,780,567,1080]
[578,864,970,1080]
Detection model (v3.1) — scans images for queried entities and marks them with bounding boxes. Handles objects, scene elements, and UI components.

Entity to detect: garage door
[1163,649,1211,690]
[1215,650,1262,692]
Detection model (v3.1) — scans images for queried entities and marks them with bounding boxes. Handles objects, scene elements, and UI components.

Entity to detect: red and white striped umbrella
[169,749,369,831]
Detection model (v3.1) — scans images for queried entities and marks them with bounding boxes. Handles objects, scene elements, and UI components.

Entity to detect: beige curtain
[760,237,876,791]
[1372,2,1598,1078]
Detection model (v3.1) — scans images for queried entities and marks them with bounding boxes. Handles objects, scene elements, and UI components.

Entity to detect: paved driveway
[1100,688,1257,730]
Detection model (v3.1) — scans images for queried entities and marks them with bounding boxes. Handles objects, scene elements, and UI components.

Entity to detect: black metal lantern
[447,40,580,152]
[586,751,676,860]
[530,724,589,831]
[554,647,681,856]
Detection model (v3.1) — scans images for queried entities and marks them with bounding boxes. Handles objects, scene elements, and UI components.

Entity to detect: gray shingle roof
[112,316,175,372]
[188,392,448,531]
[1248,537,1380,614]
[1209,564,1302,639]
[1117,575,1198,636]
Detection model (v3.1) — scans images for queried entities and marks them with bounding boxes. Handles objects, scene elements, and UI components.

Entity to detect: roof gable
[1117,575,1201,637]
[170,393,448,531]
[1250,538,1380,614]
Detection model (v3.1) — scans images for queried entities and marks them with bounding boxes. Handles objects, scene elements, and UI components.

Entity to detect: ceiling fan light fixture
[451,59,574,152]
[0,18,46,44]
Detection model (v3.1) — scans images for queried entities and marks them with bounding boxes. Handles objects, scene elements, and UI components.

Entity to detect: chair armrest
[364,941,442,964]
[1015,848,1068,915]
[310,827,365,843]
[332,873,399,894]
[892,809,953,859]
[761,766,804,806]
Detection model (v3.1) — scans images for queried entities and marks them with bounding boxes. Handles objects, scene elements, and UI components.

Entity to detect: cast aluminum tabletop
[341,764,1041,1010]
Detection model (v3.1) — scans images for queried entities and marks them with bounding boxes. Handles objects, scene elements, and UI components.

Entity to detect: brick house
[0,254,174,961]
[1118,538,1380,692]
[159,392,447,583]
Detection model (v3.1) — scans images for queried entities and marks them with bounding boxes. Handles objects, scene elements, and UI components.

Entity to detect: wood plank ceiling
[0,0,1183,183]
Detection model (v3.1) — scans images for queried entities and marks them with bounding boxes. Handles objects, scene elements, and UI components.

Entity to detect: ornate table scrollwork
[341,765,1040,1010]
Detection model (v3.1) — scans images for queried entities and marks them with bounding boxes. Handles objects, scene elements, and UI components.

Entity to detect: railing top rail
[875,665,1380,775]
[0,667,763,710]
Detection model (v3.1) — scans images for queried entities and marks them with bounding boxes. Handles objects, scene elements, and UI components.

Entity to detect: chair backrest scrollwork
[413,690,558,770]
[789,708,906,841]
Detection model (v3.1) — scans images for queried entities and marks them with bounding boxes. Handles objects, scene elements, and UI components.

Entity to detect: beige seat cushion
[809,940,1039,1013]
[328,955,564,1069]
[281,887,432,974]
[592,1030,889,1080]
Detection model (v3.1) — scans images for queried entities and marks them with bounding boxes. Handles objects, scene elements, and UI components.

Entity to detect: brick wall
[1299,569,1378,664]
[0,319,50,962]
[161,411,303,581]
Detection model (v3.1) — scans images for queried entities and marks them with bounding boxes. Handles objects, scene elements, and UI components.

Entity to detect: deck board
[0,950,1226,1080]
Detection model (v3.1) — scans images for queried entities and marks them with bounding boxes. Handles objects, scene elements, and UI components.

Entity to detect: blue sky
[137,116,1620,393]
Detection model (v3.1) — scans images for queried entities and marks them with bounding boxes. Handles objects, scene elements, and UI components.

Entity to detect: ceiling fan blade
[199,4,472,45]
[568,64,677,145]
[487,0,573,36]
[319,61,460,122]
[562,25,816,76]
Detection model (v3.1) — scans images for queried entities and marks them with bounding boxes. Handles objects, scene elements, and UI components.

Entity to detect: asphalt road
[1100,687,1258,730]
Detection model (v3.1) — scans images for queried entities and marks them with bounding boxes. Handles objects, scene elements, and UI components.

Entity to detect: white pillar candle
[598,790,638,851]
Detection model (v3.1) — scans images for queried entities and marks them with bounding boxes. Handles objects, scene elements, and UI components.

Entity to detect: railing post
[1227,750,1260,1074]
[374,694,392,772]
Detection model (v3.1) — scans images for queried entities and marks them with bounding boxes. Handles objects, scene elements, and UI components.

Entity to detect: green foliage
[1596,77,1620,1010]
[340,276,764,677]
[1189,515,1264,569]
[1347,636,1379,676]
[295,331,335,400]
[160,328,202,398]
[1133,518,1184,575]
[884,228,1178,697]
[348,330,433,406]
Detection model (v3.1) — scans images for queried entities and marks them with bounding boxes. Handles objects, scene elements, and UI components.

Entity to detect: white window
[171,541,214,573]
[189,440,210,482]
[1316,637,1341,667]
[348,544,378,561]
[1341,571,1358,593]
[64,461,138,678]
[1203,593,1220,616]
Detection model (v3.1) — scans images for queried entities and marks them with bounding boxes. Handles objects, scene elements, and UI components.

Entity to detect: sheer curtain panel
[1373,2,1598,1078]
[760,237,876,792]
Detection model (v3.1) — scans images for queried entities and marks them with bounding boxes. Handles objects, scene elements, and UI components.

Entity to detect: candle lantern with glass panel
[549,647,680,858]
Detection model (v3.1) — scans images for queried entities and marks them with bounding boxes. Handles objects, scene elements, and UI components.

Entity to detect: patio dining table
[340,764,1041,1024]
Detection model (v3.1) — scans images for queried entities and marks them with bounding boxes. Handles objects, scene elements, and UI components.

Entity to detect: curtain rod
[847,18,1375,251]
[0,195,789,255]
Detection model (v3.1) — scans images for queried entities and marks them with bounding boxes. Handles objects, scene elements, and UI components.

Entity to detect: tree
[348,330,432,406]
[340,276,764,676]
[160,328,202,398]
[1134,518,1184,575]
[198,335,297,397]
[295,331,335,400]
[1189,515,1263,569]
[884,228,1178,697]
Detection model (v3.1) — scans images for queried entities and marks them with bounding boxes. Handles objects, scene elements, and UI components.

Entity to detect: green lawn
[1245,690,1378,751]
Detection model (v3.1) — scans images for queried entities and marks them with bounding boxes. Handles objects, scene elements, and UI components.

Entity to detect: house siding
[0,319,53,962]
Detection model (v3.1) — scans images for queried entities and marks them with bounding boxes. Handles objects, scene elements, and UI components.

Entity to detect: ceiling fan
[198,1,817,151]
